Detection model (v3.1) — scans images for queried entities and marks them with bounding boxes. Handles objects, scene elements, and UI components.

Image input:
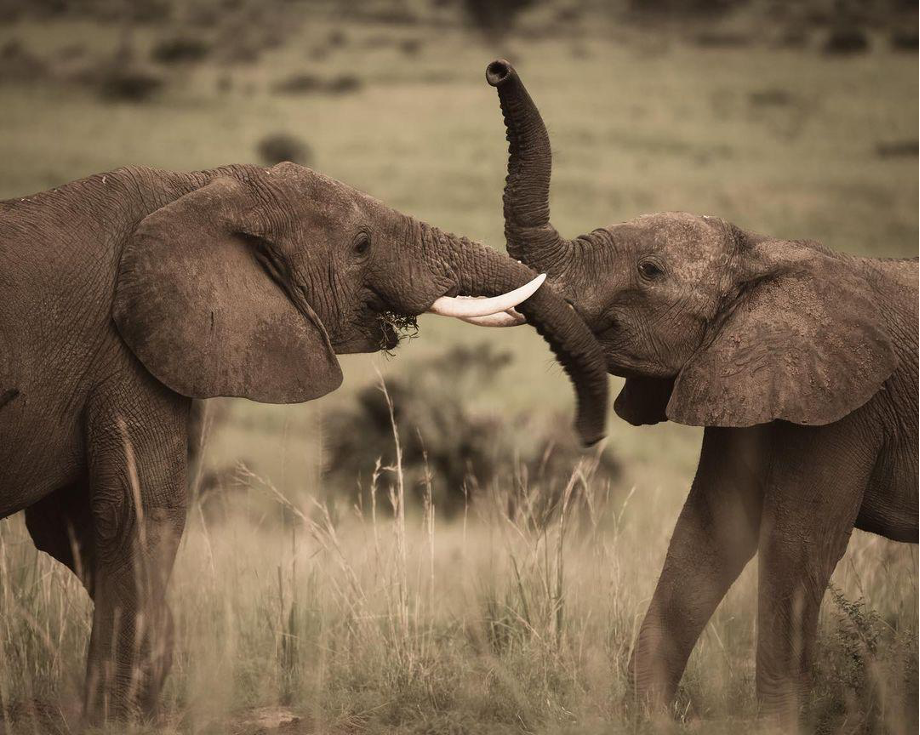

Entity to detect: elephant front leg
[629,427,765,711]
[83,399,188,723]
[754,421,874,728]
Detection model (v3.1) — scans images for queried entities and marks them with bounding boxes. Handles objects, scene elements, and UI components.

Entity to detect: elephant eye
[638,259,664,281]
[353,232,371,257]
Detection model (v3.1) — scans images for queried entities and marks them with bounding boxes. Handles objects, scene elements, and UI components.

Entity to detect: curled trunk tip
[445,232,608,446]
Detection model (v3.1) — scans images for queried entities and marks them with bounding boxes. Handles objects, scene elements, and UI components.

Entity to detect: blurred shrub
[187,3,220,28]
[325,74,362,94]
[630,0,739,16]
[98,66,164,102]
[327,28,348,47]
[823,26,870,55]
[216,73,233,93]
[213,22,267,65]
[0,40,47,83]
[256,132,313,166]
[0,0,64,20]
[890,28,918,52]
[56,43,87,62]
[151,35,210,64]
[748,88,794,107]
[775,27,810,49]
[692,30,753,48]
[399,37,423,55]
[1,0,170,23]
[461,0,537,39]
[272,73,363,96]
[129,0,172,23]
[216,40,261,65]
[273,73,324,94]
[875,140,918,158]
[324,342,620,518]
[361,4,419,24]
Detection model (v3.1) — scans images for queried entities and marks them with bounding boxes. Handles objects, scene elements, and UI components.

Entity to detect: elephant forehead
[266,164,371,222]
[311,172,394,221]
[637,212,716,244]
[644,214,729,265]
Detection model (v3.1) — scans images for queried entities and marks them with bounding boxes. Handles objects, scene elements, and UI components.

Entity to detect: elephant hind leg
[24,477,97,595]
[755,420,876,727]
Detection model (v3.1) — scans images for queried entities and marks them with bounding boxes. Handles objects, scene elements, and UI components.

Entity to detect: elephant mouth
[332,321,400,354]
[333,290,418,355]
[375,310,418,352]
[364,287,419,350]
[597,336,677,381]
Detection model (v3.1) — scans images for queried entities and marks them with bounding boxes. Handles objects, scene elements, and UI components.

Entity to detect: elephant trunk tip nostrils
[485,59,514,86]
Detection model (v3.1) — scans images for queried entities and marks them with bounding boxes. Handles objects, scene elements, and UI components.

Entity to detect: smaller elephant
[0,158,609,722]
[484,59,918,725]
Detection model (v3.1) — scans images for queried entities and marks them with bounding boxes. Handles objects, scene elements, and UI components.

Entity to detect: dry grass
[1,379,916,734]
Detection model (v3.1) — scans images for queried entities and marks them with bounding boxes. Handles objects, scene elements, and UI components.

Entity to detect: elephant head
[485,60,897,428]
[112,162,609,444]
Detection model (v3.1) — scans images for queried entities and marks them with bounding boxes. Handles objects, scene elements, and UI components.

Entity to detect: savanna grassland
[0,2,917,733]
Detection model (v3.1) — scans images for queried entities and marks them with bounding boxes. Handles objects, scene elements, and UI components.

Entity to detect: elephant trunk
[486,59,570,275]
[424,223,607,446]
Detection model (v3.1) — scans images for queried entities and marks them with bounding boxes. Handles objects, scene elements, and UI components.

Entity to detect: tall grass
[0,379,916,734]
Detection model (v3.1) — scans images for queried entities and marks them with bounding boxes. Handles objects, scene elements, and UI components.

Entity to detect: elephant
[0,160,609,722]
[483,59,918,725]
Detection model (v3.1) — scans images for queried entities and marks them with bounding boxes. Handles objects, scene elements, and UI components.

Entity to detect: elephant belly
[856,443,919,542]
[0,376,84,519]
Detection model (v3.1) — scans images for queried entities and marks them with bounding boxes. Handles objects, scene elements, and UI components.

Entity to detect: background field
[0,1,917,733]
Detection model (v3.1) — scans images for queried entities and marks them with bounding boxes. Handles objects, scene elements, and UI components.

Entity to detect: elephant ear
[614,377,674,426]
[113,176,343,403]
[667,238,897,427]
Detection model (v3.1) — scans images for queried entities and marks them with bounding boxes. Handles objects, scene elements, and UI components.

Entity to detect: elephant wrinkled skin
[485,58,918,726]
[0,161,608,722]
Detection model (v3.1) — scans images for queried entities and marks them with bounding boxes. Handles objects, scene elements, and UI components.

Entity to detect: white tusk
[458,308,526,328]
[426,273,545,318]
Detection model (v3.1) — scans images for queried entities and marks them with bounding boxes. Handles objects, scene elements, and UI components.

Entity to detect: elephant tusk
[426,273,545,318]
[458,309,527,328]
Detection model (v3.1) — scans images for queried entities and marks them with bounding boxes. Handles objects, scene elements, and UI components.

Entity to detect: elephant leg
[755,420,875,728]
[82,388,189,723]
[629,426,767,710]
[24,476,97,594]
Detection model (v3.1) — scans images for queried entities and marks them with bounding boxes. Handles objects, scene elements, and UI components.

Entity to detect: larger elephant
[0,161,608,722]
[484,59,918,725]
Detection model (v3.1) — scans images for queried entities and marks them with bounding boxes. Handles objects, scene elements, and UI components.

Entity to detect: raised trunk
[418,222,607,446]
[486,59,570,274]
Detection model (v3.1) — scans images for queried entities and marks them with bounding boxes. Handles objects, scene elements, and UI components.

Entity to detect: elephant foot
[82,602,176,725]
[756,699,801,734]
[627,626,684,717]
